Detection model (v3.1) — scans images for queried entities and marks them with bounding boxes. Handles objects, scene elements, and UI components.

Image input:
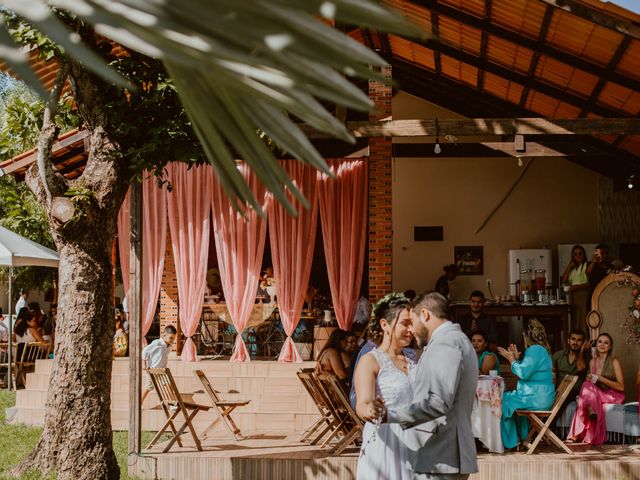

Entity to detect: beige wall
[392,92,601,301]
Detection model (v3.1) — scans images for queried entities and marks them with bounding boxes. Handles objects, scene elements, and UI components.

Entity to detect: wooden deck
[130,435,640,480]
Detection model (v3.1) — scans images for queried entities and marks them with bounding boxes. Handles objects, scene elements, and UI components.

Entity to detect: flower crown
[371,292,409,319]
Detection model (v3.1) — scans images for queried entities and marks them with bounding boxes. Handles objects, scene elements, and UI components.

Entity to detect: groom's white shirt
[387,321,479,475]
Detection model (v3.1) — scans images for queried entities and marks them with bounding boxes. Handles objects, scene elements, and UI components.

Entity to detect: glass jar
[535,269,546,291]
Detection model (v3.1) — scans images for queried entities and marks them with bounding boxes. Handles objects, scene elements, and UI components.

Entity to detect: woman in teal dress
[471,331,499,375]
[497,319,555,449]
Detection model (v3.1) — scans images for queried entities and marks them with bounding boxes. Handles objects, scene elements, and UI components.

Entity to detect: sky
[609,0,640,14]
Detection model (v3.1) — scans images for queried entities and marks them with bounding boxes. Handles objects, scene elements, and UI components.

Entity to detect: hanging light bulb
[628,175,636,190]
[434,141,441,154]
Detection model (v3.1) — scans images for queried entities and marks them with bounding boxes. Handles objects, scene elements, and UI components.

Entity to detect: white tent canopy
[0,226,59,268]
[0,225,59,389]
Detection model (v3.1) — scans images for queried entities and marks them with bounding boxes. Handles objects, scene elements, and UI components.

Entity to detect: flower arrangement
[619,275,640,344]
[260,267,276,289]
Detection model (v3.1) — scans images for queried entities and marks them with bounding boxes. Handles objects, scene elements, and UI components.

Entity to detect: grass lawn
[0,390,153,480]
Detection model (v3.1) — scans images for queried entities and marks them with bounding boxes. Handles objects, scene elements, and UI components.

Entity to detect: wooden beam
[476,0,492,92]
[413,36,622,117]
[411,0,640,93]
[128,181,143,458]
[519,5,554,107]
[393,140,617,157]
[342,118,640,138]
[431,5,441,76]
[580,36,632,117]
[538,0,640,41]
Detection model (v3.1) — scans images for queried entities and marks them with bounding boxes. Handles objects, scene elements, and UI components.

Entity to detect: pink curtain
[142,178,167,346]
[166,162,212,362]
[269,162,319,362]
[210,165,268,362]
[117,190,130,297]
[116,178,168,346]
[318,159,368,331]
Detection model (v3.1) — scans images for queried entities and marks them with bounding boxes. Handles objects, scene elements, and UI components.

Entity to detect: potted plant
[292,323,313,361]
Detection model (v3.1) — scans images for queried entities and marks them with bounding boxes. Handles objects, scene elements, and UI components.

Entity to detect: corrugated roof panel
[482,73,525,105]
[619,135,640,156]
[526,90,562,117]
[483,72,510,99]
[535,56,598,97]
[384,0,432,36]
[490,0,547,40]
[546,12,622,66]
[554,101,582,118]
[598,82,638,113]
[389,34,436,71]
[440,54,478,88]
[486,36,534,74]
[438,0,485,19]
[616,39,640,81]
[438,16,482,55]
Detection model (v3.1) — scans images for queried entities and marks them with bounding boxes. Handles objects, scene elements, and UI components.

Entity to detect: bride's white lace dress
[356,349,415,480]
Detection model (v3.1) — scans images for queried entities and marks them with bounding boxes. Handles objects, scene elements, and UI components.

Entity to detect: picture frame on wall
[454,246,484,275]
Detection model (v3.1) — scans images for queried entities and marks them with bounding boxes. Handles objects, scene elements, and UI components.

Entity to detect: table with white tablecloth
[471,375,504,453]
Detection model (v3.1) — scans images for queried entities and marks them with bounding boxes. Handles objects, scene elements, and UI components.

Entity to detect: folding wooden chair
[297,368,341,445]
[0,343,17,388]
[193,369,249,440]
[147,368,210,453]
[312,373,363,454]
[15,342,51,387]
[321,374,364,455]
[516,374,578,454]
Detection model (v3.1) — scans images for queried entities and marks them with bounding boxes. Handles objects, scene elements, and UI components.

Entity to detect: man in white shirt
[15,289,28,315]
[141,325,177,405]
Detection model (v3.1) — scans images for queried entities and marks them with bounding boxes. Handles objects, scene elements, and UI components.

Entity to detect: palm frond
[0,0,425,212]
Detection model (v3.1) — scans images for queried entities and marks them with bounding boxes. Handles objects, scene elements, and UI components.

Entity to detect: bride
[354,293,416,480]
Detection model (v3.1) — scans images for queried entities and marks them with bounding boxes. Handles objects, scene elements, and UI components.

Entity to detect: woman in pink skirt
[568,333,625,445]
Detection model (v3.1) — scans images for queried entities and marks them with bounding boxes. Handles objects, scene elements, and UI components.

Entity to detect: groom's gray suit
[388,321,479,479]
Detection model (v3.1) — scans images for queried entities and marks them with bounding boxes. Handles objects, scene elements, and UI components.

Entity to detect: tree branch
[36,60,70,207]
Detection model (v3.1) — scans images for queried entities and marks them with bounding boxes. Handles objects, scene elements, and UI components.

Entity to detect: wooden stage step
[13,357,320,433]
[130,440,640,480]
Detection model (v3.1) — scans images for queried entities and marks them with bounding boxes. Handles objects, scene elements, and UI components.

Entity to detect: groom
[382,291,479,480]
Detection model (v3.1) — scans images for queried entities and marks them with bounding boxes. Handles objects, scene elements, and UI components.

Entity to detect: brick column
[159,231,181,352]
[368,66,393,303]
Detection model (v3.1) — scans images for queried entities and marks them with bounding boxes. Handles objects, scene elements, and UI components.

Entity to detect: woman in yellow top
[112,315,128,357]
[562,245,589,330]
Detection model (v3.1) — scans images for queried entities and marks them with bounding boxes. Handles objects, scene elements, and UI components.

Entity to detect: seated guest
[471,331,498,375]
[43,304,57,343]
[341,332,358,369]
[498,319,555,450]
[28,302,45,334]
[14,307,47,358]
[112,316,128,357]
[552,328,590,399]
[568,333,625,445]
[459,291,498,349]
[315,330,350,381]
[434,264,458,298]
[0,307,8,343]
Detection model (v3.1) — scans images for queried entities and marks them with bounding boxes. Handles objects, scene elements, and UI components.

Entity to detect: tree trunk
[15,241,119,479]
[16,122,129,479]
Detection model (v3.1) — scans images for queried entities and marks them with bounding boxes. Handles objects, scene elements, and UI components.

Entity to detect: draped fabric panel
[318,159,368,331]
[166,162,212,362]
[141,178,167,346]
[269,162,319,362]
[210,164,268,362]
[117,189,130,298]
[117,177,168,346]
